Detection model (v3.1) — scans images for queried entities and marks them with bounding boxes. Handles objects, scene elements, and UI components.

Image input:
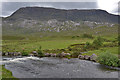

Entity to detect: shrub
[118,60,120,67]
[67,47,72,51]
[97,52,119,67]
[71,51,81,58]
[92,36,103,49]
[118,35,120,45]
[37,46,44,57]
[22,49,28,56]
[82,34,94,39]
[84,42,91,49]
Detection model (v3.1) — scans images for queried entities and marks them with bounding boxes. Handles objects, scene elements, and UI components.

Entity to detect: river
[1,56,119,78]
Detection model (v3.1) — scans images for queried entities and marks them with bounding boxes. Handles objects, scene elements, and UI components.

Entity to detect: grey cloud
[2,2,98,17]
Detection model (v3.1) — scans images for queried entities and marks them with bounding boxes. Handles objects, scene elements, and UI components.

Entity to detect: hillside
[2,7,119,37]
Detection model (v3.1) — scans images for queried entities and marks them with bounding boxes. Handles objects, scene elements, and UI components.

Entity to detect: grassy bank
[0,65,18,79]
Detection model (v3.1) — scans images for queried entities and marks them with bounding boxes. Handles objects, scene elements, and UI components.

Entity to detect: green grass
[0,65,18,79]
[82,47,119,56]
[2,36,93,53]
[2,24,118,53]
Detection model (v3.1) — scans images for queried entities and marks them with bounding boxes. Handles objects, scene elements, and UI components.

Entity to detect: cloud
[110,1,120,15]
[2,2,98,17]
[1,0,97,2]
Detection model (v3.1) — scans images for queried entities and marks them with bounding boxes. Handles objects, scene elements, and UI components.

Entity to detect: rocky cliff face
[4,7,119,23]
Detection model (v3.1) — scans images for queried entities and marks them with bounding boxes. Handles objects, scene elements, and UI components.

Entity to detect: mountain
[4,7,119,23]
[2,7,119,36]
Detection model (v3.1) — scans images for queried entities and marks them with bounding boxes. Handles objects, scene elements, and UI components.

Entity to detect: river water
[1,56,120,78]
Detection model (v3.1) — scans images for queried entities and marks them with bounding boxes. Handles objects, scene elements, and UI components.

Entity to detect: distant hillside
[4,7,119,23]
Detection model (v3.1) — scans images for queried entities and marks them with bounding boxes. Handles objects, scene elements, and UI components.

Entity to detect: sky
[0,0,120,17]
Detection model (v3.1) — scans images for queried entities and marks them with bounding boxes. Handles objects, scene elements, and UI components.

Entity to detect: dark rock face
[5,7,119,23]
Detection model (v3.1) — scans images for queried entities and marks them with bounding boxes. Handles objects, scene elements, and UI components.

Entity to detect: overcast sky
[1,0,120,17]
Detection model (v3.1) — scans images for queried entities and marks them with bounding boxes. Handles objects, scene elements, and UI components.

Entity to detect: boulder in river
[32,51,38,56]
[3,58,12,61]
[78,55,84,59]
[5,52,9,56]
[65,53,71,56]
[13,52,18,56]
[57,52,68,57]
[28,54,34,56]
[7,52,13,56]
[17,52,22,56]
[90,54,97,62]
[8,52,22,56]
[84,55,90,60]
[51,54,57,57]
[44,53,51,57]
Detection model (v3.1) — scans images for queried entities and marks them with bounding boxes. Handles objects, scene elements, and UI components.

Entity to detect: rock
[51,54,57,57]
[44,53,51,57]
[2,52,22,56]
[5,52,9,56]
[8,52,13,56]
[9,52,15,56]
[49,53,52,56]
[57,53,62,57]
[3,58,12,61]
[13,52,18,56]
[64,53,71,56]
[90,54,97,62]
[32,51,38,56]
[78,55,84,59]
[16,56,22,58]
[84,55,90,60]
[17,52,22,56]
[29,54,34,56]
[57,52,66,57]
